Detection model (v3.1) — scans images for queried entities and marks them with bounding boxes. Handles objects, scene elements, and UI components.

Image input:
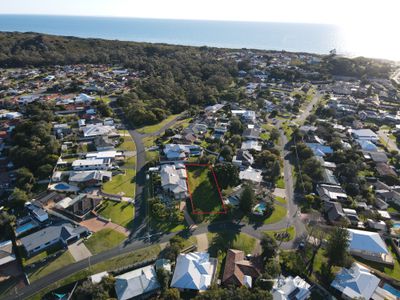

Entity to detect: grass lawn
[28,250,75,282]
[276,177,285,188]
[117,136,136,152]
[84,228,126,255]
[97,200,134,228]
[30,245,161,300]
[388,206,399,214]
[137,114,180,134]
[102,169,135,197]
[0,277,17,297]
[264,204,287,225]
[275,196,287,204]
[151,218,187,233]
[186,165,224,214]
[264,226,295,241]
[21,245,61,267]
[124,155,136,168]
[355,245,400,280]
[260,132,270,140]
[146,151,159,162]
[143,136,157,148]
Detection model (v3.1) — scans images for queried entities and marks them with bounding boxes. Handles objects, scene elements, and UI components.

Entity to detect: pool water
[253,202,267,214]
[54,183,70,190]
[383,283,400,297]
[393,223,400,229]
[16,222,37,235]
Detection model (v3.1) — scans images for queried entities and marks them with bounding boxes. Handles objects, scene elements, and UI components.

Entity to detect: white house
[239,167,263,184]
[331,263,380,300]
[82,124,116,138]
[0,240,16,266]
[272,275,311,300]
[171,252,216,291]
[72,159,111,171]
[114,265,160,300]
[160,164,188,199]
[241,140,262,152]
[348,229,393,265]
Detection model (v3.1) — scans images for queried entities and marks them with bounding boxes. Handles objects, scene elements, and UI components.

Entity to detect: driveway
[378,129,399,152]
[68,241,91,261]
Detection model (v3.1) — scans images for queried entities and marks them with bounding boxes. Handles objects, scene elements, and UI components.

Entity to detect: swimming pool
[16,221,37,235]
[253,202,267,215]
[383,283,400,297]
[392,223,400,229]
[54,183,70,190]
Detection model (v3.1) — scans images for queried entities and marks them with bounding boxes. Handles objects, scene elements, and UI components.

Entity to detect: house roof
[272,276,311,300]
[239,168,263,183]
[69,170,112,183]
[324,201,345,222]
[160,164,187,195]
[348,229,389,255]
[171,252,213,291]
[317,184,347,201]
[72,159,105,167]
[357,140,378,152]
[375,163,397,177]
[20,223,88,253]
[331,263,380,300]
[306,143,333,157]
[222,249,261,287]
[0,240,16,266]
[114,265,160,300]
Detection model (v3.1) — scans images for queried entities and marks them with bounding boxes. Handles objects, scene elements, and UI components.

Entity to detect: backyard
[97,200,134,228]
[102,169,135,197]
[84,228,126,255]
[186,164,225,214]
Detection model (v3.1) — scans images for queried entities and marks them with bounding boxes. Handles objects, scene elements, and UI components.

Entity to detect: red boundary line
[184,163,227,215]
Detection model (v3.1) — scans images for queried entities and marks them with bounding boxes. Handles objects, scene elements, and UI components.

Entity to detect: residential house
[94,136,115,151]
[114,265,160,300]
[272,275,311,300]
[86,150,123,162]
[320,168,339,185]
[375,163,397,177]
[55,194,102,217]
[31,207,48,223]
[241,140,262,152]
[348,229,393,265]
[72,159,111,171]
[222,249,261,288]
[163,144,202,161]
[171,252,217,291]
[351,129,379,142]
[20,223,89,257]
[233,150,254,168]
[324,201,348,224]
[330,263,393,300]
[317,184,348,202]
[242,128,261,140]
[204,104,224,115]
[305,143,333,157]
[239,167,263,184]
[160,164,188,199]
[82,124,117,139]
[357,140,378,152]
[69,170,112,186]
[0,240,16,267]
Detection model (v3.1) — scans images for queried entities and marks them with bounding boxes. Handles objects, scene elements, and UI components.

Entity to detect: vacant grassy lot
[275,196,287,204]
[28,250,75,282]
[84,228,126,255]
[97,200,134,228]
[186,165,224,214]
[264,204,287,225]
[102,169,135,197]
[137,114,180,134]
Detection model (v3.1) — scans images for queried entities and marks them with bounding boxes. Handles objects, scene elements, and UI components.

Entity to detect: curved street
[6,93,321,299]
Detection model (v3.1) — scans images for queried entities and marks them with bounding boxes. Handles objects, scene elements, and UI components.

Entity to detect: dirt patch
[80,217,130,237]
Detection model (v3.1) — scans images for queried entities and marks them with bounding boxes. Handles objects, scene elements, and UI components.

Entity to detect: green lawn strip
[264,226,295,241]
[388,206,399,214]
[0,277,17,296]
[21,244,61,267]
[30,245,161,300]
[263,204,287,225]
[84,228,126,255]
[117,136,136,152]
[102,169,135,197]
[97,200,134,228]
[260,132,270,140]
[355,245,400,280]
[123,155,136,168]
[137,114,180,134]
[275,196,287,204]
[151,217,187,233]
[145,151,159,162]
[186,166,223,213]
[28,250,76,283]
[143,136,157,148]
[276,177,285,189]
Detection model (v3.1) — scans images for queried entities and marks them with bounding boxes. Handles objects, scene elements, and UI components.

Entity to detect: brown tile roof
[222,249,261,287]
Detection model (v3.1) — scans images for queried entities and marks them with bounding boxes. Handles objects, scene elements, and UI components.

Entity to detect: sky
[1,0,399,28]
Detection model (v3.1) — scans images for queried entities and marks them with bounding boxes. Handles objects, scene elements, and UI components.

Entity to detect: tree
[15,167,35,191]
[326,227,350,267]
[0,211,16,240]
[10,188,29,210]
[270,128,280,141]
[213,163,239,189]
[156,268,170,291]
[163,288,181,300]
[301,158,323,181]
[220,145,233,162]
[239,185,255,214]
[229,117,243,135]
[295,143,314,160]
[260,234,277,260]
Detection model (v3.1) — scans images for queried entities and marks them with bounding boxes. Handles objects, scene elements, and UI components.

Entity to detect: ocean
[0,14,398,61]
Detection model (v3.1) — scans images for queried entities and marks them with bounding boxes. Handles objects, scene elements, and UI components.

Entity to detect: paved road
[8,95,324,299]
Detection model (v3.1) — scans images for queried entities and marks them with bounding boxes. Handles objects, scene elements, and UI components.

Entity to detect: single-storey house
[171,252,216,291]
[272,275,311,300]
[20,223,89,257]
[351,129,378,142]
[55,194,102,217]
[69,170,112,186]
[306,143,333,157]
[317,184,348,202]
[241,140,262,152]
[239,168,263,184]
[160,164,188,199]
[114,265,160,300]
[72,159,111,171]
[0,240,16,267]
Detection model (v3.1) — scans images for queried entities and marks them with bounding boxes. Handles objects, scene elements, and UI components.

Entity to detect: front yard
[84,228,126,255]
[137,114,180,134]
[97,200,134,228]
[102,169,135,197]
[263,204,287,225]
